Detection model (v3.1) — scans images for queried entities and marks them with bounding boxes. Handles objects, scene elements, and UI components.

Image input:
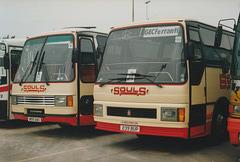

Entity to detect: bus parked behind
[11,27,107,127]
[0,39,25,121]
[215,13,240,146]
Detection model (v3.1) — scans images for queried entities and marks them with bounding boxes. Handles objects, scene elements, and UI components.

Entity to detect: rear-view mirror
[4,53,9,69]
[214,26,223,47]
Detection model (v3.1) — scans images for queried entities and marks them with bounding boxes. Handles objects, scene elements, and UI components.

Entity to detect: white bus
[94,18,234,141]
[11,27,107,127]
[0,39,25,120]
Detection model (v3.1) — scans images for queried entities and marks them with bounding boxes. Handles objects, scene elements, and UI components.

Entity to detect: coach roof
[0,38,26,47]
[111,17,195,30]
[28,27,106,39]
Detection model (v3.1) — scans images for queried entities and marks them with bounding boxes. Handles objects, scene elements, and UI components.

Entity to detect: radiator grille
[107,107,156,119]
[16,96,55,106]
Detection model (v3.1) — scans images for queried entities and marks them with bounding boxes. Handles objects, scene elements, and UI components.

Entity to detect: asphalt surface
[0,120,239,162]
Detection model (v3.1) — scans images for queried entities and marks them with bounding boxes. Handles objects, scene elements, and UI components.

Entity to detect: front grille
[16,96,55,106]
[107,107,156,119]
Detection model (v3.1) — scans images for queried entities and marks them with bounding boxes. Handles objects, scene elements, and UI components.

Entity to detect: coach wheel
[211,101,229,143]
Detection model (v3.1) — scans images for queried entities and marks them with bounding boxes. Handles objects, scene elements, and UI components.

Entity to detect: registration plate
[120,125,140,132]
[28,117,41,122]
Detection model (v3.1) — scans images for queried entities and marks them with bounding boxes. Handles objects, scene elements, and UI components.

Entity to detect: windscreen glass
[14,35,74,83]
[97,25,187,84]
[231,20,240,79]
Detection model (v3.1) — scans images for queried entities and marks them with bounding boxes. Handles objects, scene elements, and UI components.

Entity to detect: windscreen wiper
[118,73,163,88]
[19,51,39,85]
[153,63,167,81]
[38,51,49,85]
[99,77,126,87]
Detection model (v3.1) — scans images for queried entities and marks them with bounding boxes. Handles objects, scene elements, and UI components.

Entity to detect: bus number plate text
[120,125,140,132]
[28,117,41,122]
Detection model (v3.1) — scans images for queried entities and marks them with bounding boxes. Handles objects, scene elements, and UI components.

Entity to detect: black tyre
[210,99,229,144]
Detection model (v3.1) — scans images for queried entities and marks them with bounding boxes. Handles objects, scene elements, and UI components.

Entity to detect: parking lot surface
[0,120,239,162]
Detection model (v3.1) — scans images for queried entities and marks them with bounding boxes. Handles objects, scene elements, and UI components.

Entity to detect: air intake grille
[16,96,55,106]
[107,107,156,119]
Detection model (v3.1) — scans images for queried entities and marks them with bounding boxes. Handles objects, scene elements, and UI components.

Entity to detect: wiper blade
[118,73,163,88]
[118,73,154,78]
[19,51,39,85]
[140,77,162,88]
[39,51,45,70]
[153,64,167,81]
[38,51,49,85]
[99,77,126,87]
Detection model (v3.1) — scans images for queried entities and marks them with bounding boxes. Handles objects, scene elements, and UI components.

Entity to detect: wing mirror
[214,26,223,48]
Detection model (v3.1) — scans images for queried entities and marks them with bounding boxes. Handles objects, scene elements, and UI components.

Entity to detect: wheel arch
[213,96,230,115]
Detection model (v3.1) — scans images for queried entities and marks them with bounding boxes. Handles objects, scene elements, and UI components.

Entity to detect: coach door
[188,28,207,137]
[77,35,97,125]
[0,43,7,120]
[0,45,23,120]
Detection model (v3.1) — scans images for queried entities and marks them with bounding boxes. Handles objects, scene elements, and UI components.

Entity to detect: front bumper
[96,121,188,139]
[13,113,95,126]
[227,117,240,146]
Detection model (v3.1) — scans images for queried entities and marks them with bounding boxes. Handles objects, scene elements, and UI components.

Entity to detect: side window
[0,43,7,85]
[193,42,203,60]
[96,35,107,53]
[199,27,215,46]
[216,48,232,68]
[199,27,232,67]
[10,50,22,81]
[189,30,203,61]
[188,29,205,85]
[204,46,221,67]
[80,38,96,82]
[220,33,234,50]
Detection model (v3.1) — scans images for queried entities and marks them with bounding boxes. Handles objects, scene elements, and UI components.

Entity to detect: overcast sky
[0,0,239,38]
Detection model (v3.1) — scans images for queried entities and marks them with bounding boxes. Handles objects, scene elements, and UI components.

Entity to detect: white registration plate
[28,117,41,122]
[120,125,140,132]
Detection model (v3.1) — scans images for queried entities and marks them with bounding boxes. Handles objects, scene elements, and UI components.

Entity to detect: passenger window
[80,38,96,82]
[189,30,203,61]
[10,50,22,81]
[96,35,107,53]
[204,46,221,66]
[188,29,204,85]
[192,42,203,60]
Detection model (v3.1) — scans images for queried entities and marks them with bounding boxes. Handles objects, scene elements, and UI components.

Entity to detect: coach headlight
[94,104,103,116]
[161,107,185,122]
[55,96,67,106]
[55,96,73,106]
[161,108,177,122]
[234,105,240,114]
[11,95,17,105]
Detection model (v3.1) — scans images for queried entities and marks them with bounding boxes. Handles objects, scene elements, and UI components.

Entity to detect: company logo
[143,26,180,38]
[220,74,231,90]
[113,87,147,96]
[22,85,45,92]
